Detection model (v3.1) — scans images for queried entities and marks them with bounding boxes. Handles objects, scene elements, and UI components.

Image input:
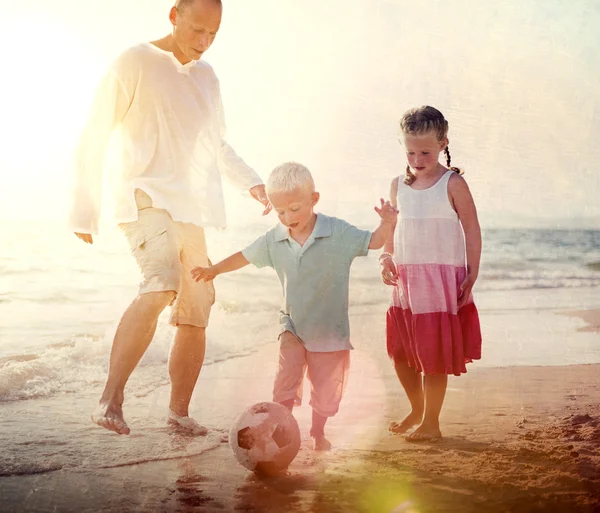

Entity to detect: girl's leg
[406,373,447,441]
[389,357,424,434]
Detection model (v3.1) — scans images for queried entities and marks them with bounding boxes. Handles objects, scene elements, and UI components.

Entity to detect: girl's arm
[191,251,250,282]
[448,174,482,306]
[380,177,399,286]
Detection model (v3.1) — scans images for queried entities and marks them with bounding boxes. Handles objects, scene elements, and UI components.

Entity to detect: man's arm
[70,69,132,240]
[213,77,270,213]
[191,251,250,282]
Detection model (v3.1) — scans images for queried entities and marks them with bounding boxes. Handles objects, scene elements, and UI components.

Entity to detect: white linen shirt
[68,43,263,234]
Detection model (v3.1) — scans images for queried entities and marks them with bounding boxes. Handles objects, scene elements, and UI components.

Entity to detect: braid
[404,165,416,185]
[445,145,463,175]
[399,106,465,179]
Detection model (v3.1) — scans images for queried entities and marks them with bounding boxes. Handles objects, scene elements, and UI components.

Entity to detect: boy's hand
[380,257,398,286]
[374,198,399,223]
[191,266,218,282]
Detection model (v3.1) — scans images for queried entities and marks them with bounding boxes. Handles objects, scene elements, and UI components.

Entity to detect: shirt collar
[274,213,332,242]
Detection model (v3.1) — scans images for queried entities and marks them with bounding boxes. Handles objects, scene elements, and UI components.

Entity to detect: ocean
[1,220,599,404]
[0,218,599,481]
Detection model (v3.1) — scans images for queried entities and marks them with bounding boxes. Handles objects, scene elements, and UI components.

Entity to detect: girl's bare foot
[91,403,130,435]
[388,411,423,435]
[312,435,332,451]
[405,422,442,442]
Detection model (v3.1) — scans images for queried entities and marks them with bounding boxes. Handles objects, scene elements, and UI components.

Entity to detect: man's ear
[169,6,178,26]
[312,192,320,206]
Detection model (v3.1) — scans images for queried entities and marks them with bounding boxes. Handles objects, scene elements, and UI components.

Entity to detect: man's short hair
[267,162,315,195]
[175,0,221,11]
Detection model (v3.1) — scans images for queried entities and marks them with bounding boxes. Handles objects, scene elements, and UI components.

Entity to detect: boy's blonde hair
[266,162,315,195]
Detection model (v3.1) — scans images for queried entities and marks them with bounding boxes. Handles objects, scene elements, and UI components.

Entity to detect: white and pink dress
[386,170,482,376]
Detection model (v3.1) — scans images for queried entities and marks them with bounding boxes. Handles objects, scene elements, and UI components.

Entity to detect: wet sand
[1,307,599,512]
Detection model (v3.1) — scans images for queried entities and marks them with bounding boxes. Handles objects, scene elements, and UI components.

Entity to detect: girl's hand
[380,257,398,286]
[457,273,477,309]
[374,198,399,224]
[190,266,218,282]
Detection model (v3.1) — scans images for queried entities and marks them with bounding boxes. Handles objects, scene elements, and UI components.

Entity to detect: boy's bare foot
[91,403,130,435]
[405,423,442,442]
[312,435,332,451]
[388,411,423,435]
[167,410,208,436]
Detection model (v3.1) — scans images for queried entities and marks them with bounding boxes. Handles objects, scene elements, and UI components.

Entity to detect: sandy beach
[1,300,599,513]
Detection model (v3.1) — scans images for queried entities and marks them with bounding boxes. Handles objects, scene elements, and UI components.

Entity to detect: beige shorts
[119,189,215,328]
[273,331,351,418]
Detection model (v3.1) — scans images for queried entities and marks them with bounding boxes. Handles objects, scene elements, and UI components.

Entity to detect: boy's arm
[379,177,399,286]
[368,196,398,250]
[368,219,395,250]
[380,177,399,256]
[191,251,250,282]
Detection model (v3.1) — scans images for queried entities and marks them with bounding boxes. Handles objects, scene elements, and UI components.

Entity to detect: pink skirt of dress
[386,263,482,376]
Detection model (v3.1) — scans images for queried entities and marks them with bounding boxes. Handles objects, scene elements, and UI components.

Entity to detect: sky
[0,0,599,228]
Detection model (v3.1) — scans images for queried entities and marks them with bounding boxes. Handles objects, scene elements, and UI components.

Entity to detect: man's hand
[75,233,93,244]
[191,266,218,282]
[374,198,399,223]
[249,184,272,215]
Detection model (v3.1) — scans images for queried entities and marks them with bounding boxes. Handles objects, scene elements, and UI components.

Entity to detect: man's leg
[166,221,214,435]
[92,290,175,435]
[94,191,183,435]
[168,324,206,417]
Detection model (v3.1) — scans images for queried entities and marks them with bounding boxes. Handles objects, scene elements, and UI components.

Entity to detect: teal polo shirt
[241,213,372,352]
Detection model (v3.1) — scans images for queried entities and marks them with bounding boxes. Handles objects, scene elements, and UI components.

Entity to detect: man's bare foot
[312,435,332,451]
[91,403,130,435]
[388,411,423,435]
[167,410,208,436]
[405,423,442,442]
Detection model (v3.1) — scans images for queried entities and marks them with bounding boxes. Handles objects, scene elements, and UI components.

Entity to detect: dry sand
[2,309,599,513]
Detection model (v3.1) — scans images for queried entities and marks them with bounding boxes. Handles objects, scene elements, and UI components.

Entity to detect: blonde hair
[267,162,315,195]
[399,105,463,185]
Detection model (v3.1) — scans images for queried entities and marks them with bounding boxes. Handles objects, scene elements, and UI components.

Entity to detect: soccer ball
[229,401,301,475]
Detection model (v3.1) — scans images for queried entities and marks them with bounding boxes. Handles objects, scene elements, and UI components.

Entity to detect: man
[70,0,269,435]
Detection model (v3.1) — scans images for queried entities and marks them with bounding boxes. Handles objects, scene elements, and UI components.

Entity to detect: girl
[380,105,482,442]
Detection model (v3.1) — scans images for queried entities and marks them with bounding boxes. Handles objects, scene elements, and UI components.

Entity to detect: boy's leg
[273,332,306,410]
[389,356,424,434]
[306,350,351,450]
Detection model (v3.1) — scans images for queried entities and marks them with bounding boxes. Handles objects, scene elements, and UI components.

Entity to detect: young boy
[191,162,397,450]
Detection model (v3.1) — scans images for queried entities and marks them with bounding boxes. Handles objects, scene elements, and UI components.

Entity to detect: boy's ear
[312,191,320,206]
